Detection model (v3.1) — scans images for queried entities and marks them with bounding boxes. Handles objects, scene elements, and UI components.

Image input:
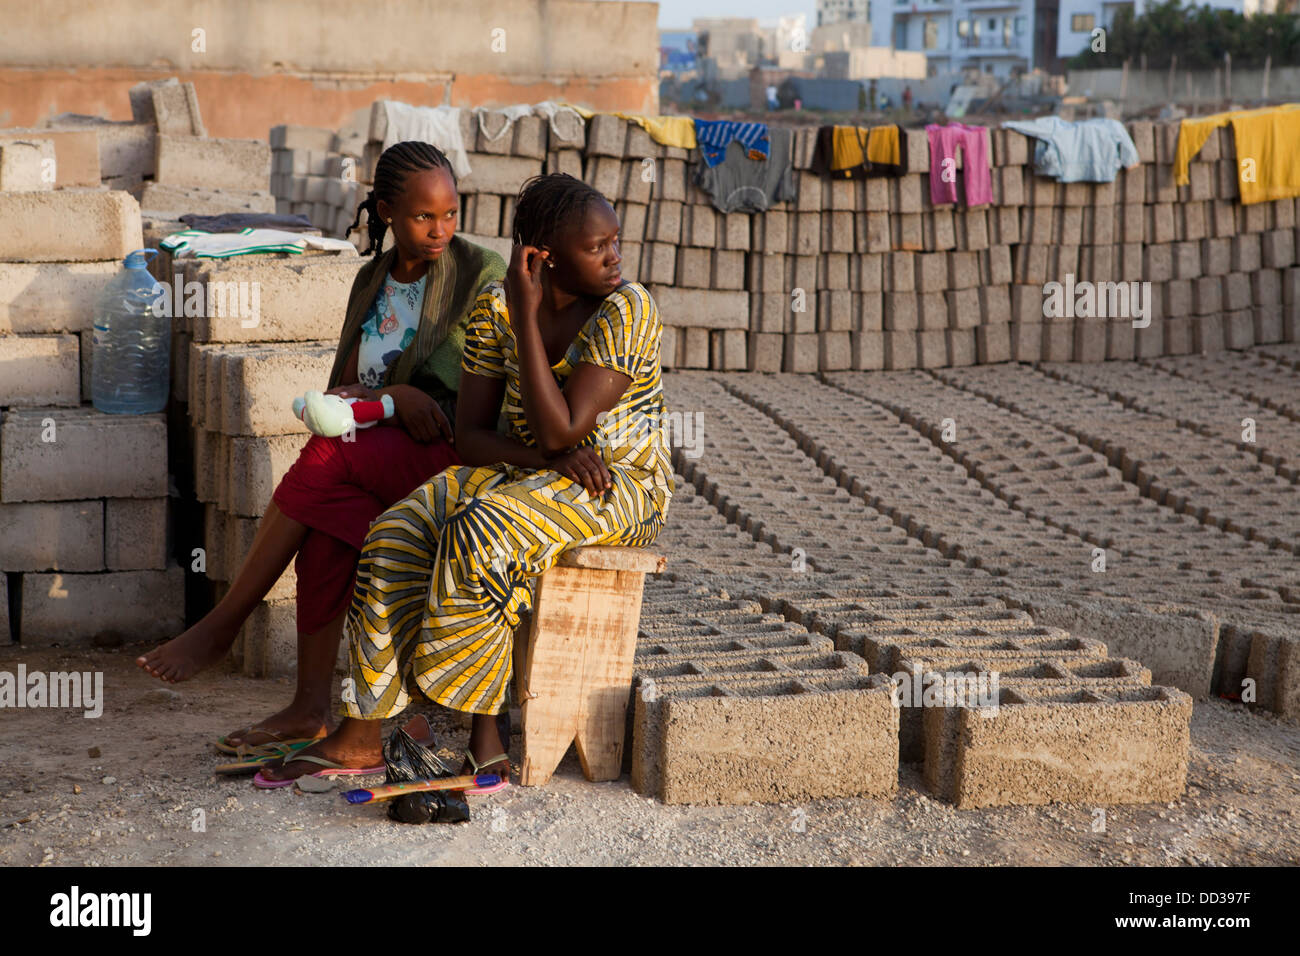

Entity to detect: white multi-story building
[869,0,1279,78]
[817,0,872,26]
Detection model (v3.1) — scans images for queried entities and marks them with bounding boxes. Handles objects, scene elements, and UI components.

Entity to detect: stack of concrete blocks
[0,153,182,645]
[129,78,275,219]
[577,113,739,372]
[179,248,360,677]
[1009,120,1299,362]
[269,124,364,240]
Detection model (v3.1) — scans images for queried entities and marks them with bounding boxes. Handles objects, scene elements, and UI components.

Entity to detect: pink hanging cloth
[925,123,993,207]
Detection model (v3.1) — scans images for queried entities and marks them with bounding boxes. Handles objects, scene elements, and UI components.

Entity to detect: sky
[646,0,820,30]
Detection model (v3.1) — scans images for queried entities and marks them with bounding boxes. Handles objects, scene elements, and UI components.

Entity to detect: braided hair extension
[511,172,608,252]
[346,141,457,256]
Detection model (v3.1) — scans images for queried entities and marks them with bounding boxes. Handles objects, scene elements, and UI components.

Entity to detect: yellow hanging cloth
[558,104,697,149]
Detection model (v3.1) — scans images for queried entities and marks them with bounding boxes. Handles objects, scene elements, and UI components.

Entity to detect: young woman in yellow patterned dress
[256,173,673,789]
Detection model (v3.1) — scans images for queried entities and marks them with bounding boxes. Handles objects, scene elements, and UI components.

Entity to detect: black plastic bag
[382,726,470,825]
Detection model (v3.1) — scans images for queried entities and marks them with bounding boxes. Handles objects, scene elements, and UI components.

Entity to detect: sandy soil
[2,642,1296,867]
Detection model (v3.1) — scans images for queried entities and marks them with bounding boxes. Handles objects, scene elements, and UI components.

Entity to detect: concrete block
[1014,246,1049,284]
[747,332,783,372]
[884,292,918,331]
[946,288,980,330]
[1164,316,1194,355]
[21,566,184,645]
[904,129,929,172]
[978,286,1010,324]
[220,343,335,436]
[129,78,204,135]
[817,253,850,291]
[892,212,923,251]
[1192,314,1225,353]
[1010,284,1043,325]
[913,328,947,368]
[946,328,976,366]
[1253,269,1284,306]
[1105,319,1136,360]
[138,182,276,217]
[1222,309,1255,349]
[1073,319,1107,362]
[584,114,626,157]
[856,291,883,331]
[0,189,141,263]
[105,497,169,570]
[975,322,1012,363]
[646,201,683,244]
[816,289,854,332]
[155,134,270,192]
[721,213,750,250]
[1193,275,1223,315]
[583,155,620,198]
[0,140,54,191]
[885,252,914,292]
[1010,321,1042,361]
[649,286,748,331]
[854,253,884,292]
[937,685,1191,809]
[0,129,100,186]
[0,407,166,502]
[990,206,1021,245]
[185,257,357,343]
[681,204,717,247]
[748,294,785,333]
[674,247,711,288]
[677,327,709,369]
[655,159,687,202]
[1172,241,1202,280]
[917,292,947,331]
[884,329,918,369]
[646,673,898,805]
[817,331,852,370]
[457,154,543,195]
[0,500,103,571]
[1262,229,1296,269]
[893,175,922,214]
[225,433,305,517]
[851,329,885,370]
[955,209,989,251]
[1253,305,1284,344]
[791,212,820,256]
[640,243,675,284]
[915,253,947,292]
[921,210,955,251]
[862,211,890,252]
[1042,320,1075,362]
[0,334,80,406]
[948,251,979,289]
[710,329,748,371]
[782,333,819,372]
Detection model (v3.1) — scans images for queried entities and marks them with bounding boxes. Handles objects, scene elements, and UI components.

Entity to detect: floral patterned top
[357,271,425,389]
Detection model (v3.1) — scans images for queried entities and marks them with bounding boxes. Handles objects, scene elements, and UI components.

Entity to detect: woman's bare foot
[135,621,238,683]
[459,713,511,777]
[220,705,331,751]
[256,718,384,784]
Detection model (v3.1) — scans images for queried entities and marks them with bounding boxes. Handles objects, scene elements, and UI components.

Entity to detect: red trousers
[270,426,461,634]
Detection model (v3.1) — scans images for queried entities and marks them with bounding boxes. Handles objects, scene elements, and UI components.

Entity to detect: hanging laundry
[925,123,993,207]
[694,128,795,214]
[562,105,694,149]
[693,119,770,167]
[380,102,472,177]
[1002,117,1139,183]
[160,228,357,259]
[1173,103,1300,204]
[809,125,905,178]
[475,102,587,149]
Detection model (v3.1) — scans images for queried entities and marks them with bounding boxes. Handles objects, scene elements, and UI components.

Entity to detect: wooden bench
[511,546,666,786]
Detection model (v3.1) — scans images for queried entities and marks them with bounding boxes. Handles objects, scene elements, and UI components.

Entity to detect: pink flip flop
[252,753,386,790]
[462,750,511,795]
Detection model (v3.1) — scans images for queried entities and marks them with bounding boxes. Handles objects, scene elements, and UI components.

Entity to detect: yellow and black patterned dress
[341,279,674,718]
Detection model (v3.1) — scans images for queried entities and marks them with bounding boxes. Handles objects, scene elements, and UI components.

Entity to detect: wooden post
[1263,55,1272,101]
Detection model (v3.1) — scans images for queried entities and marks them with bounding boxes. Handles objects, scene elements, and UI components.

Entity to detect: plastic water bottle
[92,248,170,414]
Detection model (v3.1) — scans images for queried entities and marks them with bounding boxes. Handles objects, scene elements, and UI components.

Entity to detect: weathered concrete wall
[0,0,659,135]
[1068,67,1300,109]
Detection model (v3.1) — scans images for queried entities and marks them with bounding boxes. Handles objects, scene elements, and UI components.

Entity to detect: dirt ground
[2,642,1297,867]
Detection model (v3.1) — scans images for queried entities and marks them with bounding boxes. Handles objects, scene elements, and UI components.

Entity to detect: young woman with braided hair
[137,142,506,763]
[255,172,674,791]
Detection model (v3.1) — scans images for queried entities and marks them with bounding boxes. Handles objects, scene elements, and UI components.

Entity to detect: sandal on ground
[460,750,511,795]
[214,740,317,776]
[252,753,386,790]
[214,726,325,757]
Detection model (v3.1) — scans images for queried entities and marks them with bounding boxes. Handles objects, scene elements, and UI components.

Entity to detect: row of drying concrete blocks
[630,578,1190,808]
